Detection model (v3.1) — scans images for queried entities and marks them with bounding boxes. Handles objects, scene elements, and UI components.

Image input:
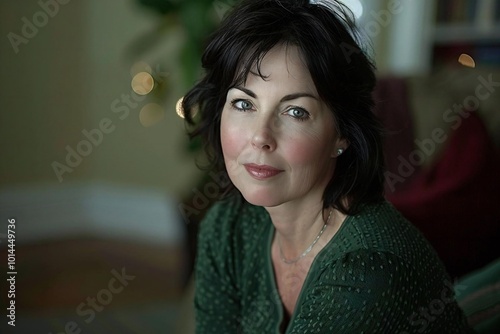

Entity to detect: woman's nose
[251,116,277,151]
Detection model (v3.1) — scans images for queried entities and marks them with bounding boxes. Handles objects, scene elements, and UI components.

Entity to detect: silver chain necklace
[278,208,333,264]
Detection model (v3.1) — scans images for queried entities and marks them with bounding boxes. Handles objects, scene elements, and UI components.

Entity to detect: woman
[182,0,473,332]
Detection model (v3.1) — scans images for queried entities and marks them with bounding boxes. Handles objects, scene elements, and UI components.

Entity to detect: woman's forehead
[241,44,316,92]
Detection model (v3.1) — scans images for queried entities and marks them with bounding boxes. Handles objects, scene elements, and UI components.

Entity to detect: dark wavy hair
[182,0,385,215]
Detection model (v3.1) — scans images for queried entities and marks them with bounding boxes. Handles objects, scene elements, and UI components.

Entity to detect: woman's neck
[266,202,344,261]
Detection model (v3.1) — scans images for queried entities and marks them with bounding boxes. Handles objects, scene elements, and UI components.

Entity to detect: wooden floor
[0,238,187,313]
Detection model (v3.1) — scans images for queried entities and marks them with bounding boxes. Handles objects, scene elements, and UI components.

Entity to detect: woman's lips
[243,164,284,180]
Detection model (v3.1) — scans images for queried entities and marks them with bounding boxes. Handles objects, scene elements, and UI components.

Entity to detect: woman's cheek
[283,133,326,165]
[220,117,245,164]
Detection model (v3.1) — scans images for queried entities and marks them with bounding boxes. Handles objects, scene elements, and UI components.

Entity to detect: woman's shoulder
[306,202,471,332]
[324,200,446,276]
[304,247,470,333]
[342,200,434,255]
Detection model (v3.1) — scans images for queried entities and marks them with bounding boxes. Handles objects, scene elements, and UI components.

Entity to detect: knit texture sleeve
[290,249,473,333]
[194,199,242,334]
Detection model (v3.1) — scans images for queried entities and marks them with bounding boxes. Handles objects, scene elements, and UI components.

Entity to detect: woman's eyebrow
[281,92,318,102]
[233,87,318,102]
[233,86,256,98]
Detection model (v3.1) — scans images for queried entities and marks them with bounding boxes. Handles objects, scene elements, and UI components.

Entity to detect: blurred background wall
[0,0,202,332]
[0,0,202,196]
[0,0,499,333]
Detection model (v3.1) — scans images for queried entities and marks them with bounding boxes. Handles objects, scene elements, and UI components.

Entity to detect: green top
[194,196,473,333]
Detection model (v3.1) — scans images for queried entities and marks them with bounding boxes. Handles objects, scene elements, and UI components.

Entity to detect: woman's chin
[238,189,283,208]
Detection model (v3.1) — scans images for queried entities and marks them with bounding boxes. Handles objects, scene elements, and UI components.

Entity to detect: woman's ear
[332,138,349,158]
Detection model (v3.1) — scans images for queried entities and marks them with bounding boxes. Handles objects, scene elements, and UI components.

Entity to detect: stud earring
[337,148,344,156]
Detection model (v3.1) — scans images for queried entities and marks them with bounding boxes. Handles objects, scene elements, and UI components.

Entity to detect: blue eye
[231,99,253,111]
[286,107,310,120]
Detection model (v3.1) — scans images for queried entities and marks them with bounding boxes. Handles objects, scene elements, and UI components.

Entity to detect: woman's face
[220,44,345,208]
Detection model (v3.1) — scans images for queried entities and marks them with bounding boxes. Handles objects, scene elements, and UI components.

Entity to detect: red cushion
[386,111,500,278]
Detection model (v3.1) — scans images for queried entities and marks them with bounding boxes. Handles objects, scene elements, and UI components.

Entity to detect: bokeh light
[176,96,199,119]
[139,103,165,127]
[176,97,185,118]
[458,54,476,68]
[132,72,155,95]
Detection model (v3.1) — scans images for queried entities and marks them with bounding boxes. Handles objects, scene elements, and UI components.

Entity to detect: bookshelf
[431,0,500,67]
